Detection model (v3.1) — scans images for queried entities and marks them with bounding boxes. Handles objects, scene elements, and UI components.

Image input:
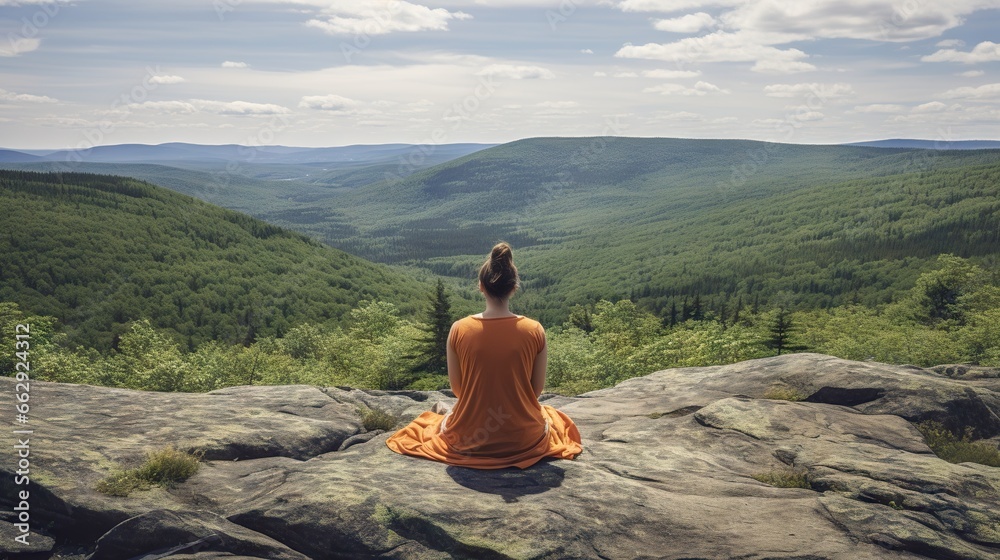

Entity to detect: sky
[1,0,999,149]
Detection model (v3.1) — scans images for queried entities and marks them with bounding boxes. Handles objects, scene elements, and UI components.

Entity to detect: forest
[0,170,435,352]
[3,254,997,396]
[1,151,998,396]
[317,139,1000,326]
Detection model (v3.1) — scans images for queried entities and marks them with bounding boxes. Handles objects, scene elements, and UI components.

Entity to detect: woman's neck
[482,297,515,318]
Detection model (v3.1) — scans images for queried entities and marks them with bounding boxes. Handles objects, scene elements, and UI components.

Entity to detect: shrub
[917,421,1000,467]
[406,375,450,391]
[359,407,398,432]
[96,446,202,497]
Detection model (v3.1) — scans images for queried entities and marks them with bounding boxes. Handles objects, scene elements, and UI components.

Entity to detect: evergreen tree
[765,307,806,356]
[691,294,704,321]
[417,280,452,373]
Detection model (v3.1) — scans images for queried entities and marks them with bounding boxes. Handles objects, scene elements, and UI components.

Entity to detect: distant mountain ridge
[845,139,1000,150]
[0,142,496,165]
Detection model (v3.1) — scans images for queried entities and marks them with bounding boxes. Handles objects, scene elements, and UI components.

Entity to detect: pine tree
[418,280,452,373]
[691,294,704,321]
[765,307,806,356]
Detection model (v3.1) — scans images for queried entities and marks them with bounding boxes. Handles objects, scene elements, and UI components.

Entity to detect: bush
[359,407,398,432]
[96,446,202,496]
[406,375,450,391]
[917,421,1000,467]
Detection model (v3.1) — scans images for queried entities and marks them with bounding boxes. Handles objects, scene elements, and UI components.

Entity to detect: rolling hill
[303,138,1000,324]
[7,138,999,328]
[0,170,437,351]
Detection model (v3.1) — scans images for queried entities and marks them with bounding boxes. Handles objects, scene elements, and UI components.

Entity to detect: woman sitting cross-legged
[386,242,583,469]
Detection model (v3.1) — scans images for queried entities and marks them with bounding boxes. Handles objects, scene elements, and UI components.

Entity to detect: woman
[385,242,582,469]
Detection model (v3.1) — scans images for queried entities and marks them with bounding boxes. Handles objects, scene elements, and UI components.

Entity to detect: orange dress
[386,315,583,469]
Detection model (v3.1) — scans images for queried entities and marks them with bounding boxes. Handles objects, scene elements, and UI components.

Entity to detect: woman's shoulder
[516,315,545,332]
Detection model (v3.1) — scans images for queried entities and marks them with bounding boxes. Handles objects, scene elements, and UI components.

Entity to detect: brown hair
[478,242,520,301]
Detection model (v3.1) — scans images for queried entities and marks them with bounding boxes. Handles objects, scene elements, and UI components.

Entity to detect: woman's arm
[446,322,462,399]
[530,330,547,398]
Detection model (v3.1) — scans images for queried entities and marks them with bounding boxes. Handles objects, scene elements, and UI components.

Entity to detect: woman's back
[385,241,582,470]
[442,315,547,456]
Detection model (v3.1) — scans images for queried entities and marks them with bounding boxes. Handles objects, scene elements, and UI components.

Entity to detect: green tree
[765,307,806,356]
[106,319,189,391]
[416,280,452,374]
[568,304,594,333]
[349,300,402,342]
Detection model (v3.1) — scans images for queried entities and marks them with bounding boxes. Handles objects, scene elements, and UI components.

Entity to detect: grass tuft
[96,446,202,497]
[762,385,806,401]
[917,421,1000,467]
[752,468,811,489]
[359,406,398,432]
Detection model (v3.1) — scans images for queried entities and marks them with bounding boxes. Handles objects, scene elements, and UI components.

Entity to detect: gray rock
[336,429,386,452]
[0,519,55,555]
[88,509,309,560]
[1,353,999,559]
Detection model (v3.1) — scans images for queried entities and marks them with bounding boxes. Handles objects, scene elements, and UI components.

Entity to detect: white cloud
[721,0,1000,43]
[959,70,985,77]
[593,71,608,77]
[939,83,1000,100]
[128,101,198,114]
[0,88,57,103]
[922,41,1000,63]
[221,61,249,68]
[299,94,360,112]
[643,81,730,95]
[913,101,948,113]
[0,0,73,4]
[616,0,743,12]
[148,75,186,85]
[936,39,965,48]
[653,12,716,33]
[642,69,701,78]
[616,31,816,74]
[0,37,40,57]
[198,100,291,115]
[888,102,1000,124]
[852,104,905,113]
[131,99,291,115]
[581,48,594,54]
[763,83,854,98]
[304,1,471,35]
[477,64,554,79]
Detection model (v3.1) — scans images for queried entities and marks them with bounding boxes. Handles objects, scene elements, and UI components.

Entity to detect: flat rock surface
[1,353,998,559]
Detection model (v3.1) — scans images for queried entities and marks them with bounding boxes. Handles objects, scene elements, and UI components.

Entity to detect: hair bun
[491,242,513,263]
[479,242,519,300]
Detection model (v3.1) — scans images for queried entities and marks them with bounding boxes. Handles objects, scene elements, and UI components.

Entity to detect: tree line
[4,255,997,396]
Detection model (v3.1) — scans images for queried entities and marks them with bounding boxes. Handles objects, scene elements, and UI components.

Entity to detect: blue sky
[1,0,998,149]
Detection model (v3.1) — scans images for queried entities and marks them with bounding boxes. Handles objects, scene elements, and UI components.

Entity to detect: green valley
[0,170,438,351]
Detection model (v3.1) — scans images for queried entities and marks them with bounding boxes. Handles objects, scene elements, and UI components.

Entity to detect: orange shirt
[385,315,582,469]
